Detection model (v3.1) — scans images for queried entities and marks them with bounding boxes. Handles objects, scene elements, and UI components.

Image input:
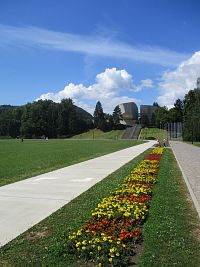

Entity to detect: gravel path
[170,141,200,218]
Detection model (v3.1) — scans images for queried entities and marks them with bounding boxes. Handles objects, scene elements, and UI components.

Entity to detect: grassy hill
[139,127,168,142]
[71,129,125,139]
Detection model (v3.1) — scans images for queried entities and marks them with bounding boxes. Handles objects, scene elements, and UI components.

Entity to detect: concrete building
[140,105,157,122]
[119,102,138,126]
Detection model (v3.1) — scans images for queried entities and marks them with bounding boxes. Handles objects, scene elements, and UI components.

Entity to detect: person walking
[156,138,160,147]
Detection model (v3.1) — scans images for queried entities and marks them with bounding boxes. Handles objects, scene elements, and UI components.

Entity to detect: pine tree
[93,101,105,130]
[112,105,123,129]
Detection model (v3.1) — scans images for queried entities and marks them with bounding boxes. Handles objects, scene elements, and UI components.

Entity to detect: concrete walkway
[170,141,200,218]
[0,141,155,247]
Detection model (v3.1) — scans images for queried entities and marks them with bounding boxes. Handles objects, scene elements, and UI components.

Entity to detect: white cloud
[0,24,189,67]
[133,79,154,92]
[140,79,154,88]
[37,68,149,113]
[157,51,200,107]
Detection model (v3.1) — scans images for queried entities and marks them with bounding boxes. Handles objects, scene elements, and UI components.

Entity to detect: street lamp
[92,119,95,140]
[191,120,194,144]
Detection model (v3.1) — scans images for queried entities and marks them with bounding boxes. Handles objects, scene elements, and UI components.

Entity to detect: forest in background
[148,87,200,142]
[0,99,124,138]
[0,85,200,141]
[0,99,93,138]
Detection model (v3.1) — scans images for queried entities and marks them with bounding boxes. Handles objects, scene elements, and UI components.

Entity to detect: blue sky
[1,0,200,113]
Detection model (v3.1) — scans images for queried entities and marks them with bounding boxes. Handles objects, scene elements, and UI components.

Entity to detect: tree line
[0,99,124,138]
[1,85,199,141]
[141,86,200,141]
[93,101,125,132]
[0,99,93,138]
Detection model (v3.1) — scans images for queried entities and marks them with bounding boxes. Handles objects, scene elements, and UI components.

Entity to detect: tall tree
[168,99,183,123]
[155,106,169,128]
[93,101,106,131]
[57,98,73,136]
[183,89,200,141]
[0,105,15,136]
[112,105,123,129]
[153,102,159,107]
[9,107,24,137]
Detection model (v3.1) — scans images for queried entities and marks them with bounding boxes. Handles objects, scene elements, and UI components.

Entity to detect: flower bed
[65,147,164,266]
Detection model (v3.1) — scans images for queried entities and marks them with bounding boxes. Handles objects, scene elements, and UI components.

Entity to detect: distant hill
[74,105,93,121]
[71,128,125,139]
[0,105,18,111]
[0,99,93,138]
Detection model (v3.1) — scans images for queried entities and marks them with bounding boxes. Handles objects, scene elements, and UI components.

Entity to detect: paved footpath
[0,141,155,247]
[170,141,200,218]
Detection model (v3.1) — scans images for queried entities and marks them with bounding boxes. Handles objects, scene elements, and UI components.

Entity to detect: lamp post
[92,119,95,140]
[191,120,194,144]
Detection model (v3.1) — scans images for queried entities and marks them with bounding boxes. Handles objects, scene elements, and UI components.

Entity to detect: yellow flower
[98,246,101,251]
[82,246,86,250]
[110,247,116,253]
[76,242,81,247]
[76,230,82,236]
[124,211,131,217]
[109,258,113,262]
[116,252,120,257]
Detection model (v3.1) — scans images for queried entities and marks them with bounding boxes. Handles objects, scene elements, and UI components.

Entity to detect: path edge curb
[171,148,200,218]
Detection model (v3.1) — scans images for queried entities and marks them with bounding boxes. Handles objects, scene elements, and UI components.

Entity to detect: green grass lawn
[0,148,151,267]
[139,128,168,143]
[193,142,200,147]
[137,148,200,267]
[0,139,142,187]
[185,141,200,147]
[71,129,125,139]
